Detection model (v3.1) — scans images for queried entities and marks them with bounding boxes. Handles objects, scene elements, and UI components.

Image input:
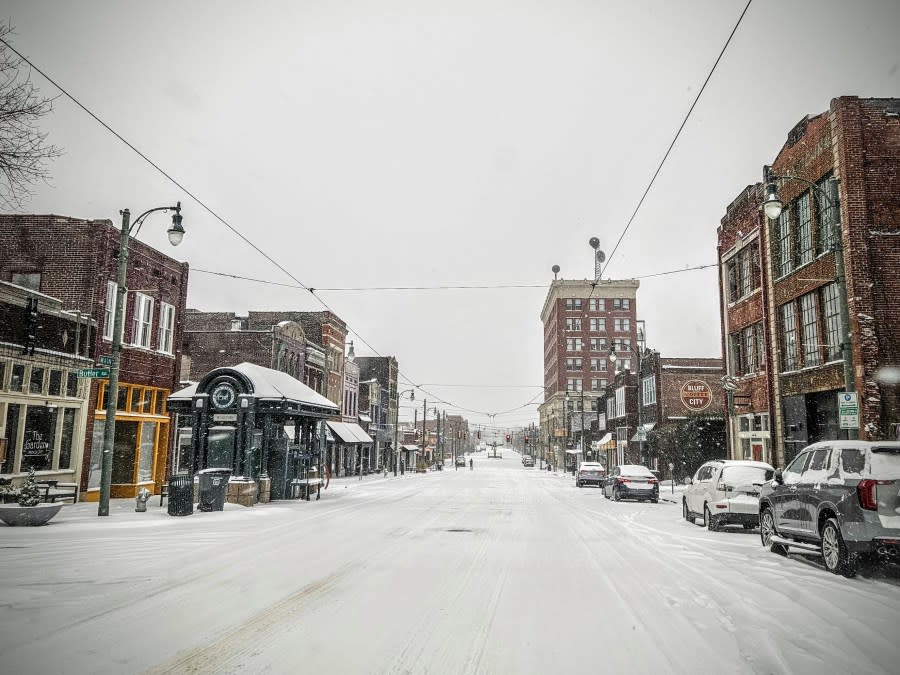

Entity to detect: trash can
[167,474,194,517]
[198,468,232,512]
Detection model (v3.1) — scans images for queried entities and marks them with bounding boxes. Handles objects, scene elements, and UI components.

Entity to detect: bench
[292,477,324,501]
[36,480,79,503]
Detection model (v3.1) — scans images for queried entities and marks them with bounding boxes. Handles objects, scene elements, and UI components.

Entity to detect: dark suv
[758,441,900,578]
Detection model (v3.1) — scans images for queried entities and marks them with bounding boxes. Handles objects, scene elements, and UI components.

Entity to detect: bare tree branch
[0,22,62,210]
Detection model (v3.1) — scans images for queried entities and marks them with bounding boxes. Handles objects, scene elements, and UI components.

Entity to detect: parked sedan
[575,461,604,487]
[603,465,659,502]
[683,460,774,531]
[759,440,900,577]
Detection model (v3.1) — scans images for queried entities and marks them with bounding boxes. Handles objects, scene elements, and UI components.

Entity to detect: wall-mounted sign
[680,380,712,411]
[838,392,858,430]
[212,413,238,422]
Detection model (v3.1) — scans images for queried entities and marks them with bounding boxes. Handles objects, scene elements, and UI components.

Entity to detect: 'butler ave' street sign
[77,368,109,378]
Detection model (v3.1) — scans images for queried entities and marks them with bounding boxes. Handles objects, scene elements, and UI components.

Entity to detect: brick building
[356,355,399,468]
[718,96,900,465]
[537,277,640,472]
[0,214,189,499]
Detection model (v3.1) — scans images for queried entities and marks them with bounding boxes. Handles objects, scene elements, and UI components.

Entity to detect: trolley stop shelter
[167,363,339,501]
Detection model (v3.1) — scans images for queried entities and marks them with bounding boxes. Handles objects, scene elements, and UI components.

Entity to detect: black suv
[758,441,900,578]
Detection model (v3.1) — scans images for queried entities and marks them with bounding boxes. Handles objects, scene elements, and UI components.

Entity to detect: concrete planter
[0,503,64,526]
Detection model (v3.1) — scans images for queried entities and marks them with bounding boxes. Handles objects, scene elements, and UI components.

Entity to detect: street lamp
[564,391,570,473]
[762,165,857,440]
[609,324,647,465]
[393,388,415,476]
[98,202,184,517]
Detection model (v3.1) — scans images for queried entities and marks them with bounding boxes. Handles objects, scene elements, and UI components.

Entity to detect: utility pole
[422,397,428,466]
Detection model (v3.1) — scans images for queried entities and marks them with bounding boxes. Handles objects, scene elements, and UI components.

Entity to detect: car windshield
[721,465,773,485]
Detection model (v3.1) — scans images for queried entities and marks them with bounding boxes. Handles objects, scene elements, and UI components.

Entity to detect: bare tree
[0,22,61,210]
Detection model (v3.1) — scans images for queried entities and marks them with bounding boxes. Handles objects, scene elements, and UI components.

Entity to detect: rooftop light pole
[762,165,856,440]
[98,202,184,517]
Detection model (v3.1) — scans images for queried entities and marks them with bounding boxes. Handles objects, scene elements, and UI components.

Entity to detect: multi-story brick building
[356,355,398,468]
[718,96,900,465]
[0,281,96,493]
[0,214,189,499]
[537,277,640,472]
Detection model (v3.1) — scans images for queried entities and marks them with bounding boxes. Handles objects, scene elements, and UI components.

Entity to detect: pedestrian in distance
[400,459,405,476]
[469,458,473,471]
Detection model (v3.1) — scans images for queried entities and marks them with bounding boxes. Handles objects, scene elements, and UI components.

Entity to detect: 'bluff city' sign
[680,380,712,411]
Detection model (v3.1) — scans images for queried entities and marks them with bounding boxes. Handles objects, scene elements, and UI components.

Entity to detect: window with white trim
[103,281,117,341]
[589,298,605,312]
[565,358,582,371]
[606,397,615,420]
[566,378,583,392]
[565,298,582,311]
[132,293,154,348]
[589,337,607,352]
[589,358,606,372]
[565,318,582,331]
[615,387,625,418]
[158,302,175,354]
[642,375,656,406]
[590,378,607,392]
[613,318,631,332]
[566,337,583,352]
[589,317,606,332]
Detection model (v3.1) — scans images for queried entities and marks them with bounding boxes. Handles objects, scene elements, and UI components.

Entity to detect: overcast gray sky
[4,0,899,431]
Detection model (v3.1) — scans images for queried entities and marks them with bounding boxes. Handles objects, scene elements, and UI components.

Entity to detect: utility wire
[599,0,752,277]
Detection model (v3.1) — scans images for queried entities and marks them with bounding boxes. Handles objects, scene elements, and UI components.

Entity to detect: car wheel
[651,498,658,504]
[821,518,857,578]
[704,505,719,531]
[683,500,692,522]
[760,508,786,556]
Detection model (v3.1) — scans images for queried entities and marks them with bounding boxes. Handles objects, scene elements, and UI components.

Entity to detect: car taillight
[616,477,630,484]
[857,479,890,511]
[648,479,659,484]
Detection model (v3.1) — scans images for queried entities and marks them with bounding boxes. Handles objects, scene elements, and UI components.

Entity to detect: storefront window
[89,421,104,488]
[2,404,20,473]
[66,372,79,397]
[48,370,63,396]
[58,408,77,470]
[138,422,156,483]
[111,421,138,484]
[154,391,165,415]
[10,364,25,392]
[0,362,6,389]
[21,405,57,471]
[141,389,153,413]
[175,427,193,475]
[117,387,127,411]
[29,367,45,394]
[130,389,144,412]
[207,426,236,469]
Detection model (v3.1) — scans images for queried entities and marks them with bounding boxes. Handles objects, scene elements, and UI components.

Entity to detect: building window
[589,317,606,332]
[613,318,631,332]
[11,272,41,291]
[29,366,45,394]
[565,318,582,331]
[726,241,760,302]
[566,378,583,392]
[642,375,656,406]
[821,283,842,361]
[816,175,840,254]
[103,281,117,341]
[565,298,583,311]
[589,358,606,372]
[589,337,607,352]
[565,358,582,371]
[590,378,607,392]
[799,291,820,367]
[776,206,793,278]
[780,302,798,371]
[730,322,764,376]
[606,397,615,420]
[589,298,605,312]
[615,387,625,418]
[796,192,813,266]
[566,338,583,352]
[158,303,175,354]
[132,293,154,348]
[611,338,632,352]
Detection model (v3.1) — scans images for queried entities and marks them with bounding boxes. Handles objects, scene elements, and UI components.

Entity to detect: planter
[0,502,64,526]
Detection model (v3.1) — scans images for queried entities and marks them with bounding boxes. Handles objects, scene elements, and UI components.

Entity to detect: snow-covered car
[455,456,467,467]
[759,441,900,578]
[523,456,535,467]
[575,461,604,487]
[683,460,774,531]
[603,464,659,502]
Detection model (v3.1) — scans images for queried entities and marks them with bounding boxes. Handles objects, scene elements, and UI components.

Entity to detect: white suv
[684,459,775,531]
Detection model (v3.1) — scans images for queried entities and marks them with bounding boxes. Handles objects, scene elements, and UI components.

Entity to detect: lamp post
[98,202,185,517]
[762,166,857,440]
[608,324,647,466]
[393,388,415,476]
[563,391,570,473]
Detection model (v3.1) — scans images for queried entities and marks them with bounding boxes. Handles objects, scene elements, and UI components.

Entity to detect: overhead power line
[599,0,753,277]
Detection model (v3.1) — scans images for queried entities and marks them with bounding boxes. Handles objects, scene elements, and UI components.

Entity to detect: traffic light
[505,434,511,442]
[524,434,529,443]
[477,430,481,440]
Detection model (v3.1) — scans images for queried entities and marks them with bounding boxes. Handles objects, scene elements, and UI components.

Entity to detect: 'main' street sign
[77,368,110,378]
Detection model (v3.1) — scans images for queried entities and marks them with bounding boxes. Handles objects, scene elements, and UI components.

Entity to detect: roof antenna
[589,237,606,281]
[552,265,560,280]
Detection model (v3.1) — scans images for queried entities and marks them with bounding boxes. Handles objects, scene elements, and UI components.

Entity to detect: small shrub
[17,468,42,507]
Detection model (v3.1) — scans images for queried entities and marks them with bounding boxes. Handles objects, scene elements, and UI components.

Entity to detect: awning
[631,423,656,442]
[358,413,372,423]
[326,421,374,444]
[565,449,583,455]
[597,432,614,448]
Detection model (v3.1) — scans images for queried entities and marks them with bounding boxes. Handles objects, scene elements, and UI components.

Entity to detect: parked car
[602,465,659,502]
[523,456,535,467]
[455,456,467,468]
[575,461,604,487]
[683,459,774,531]
[758,440,900,578]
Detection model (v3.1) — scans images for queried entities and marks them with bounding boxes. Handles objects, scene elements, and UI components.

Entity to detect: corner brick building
[0,214,189,499]
[718,96,900,466]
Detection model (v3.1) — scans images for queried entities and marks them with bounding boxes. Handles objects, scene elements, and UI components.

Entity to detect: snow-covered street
[2,452,899,675]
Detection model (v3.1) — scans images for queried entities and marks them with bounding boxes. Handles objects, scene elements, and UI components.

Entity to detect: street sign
[77,368,109,378]
[98,355,113,366]
[838,392,859,430]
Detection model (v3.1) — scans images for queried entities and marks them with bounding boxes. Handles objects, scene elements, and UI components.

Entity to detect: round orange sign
[680,379,712,411]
